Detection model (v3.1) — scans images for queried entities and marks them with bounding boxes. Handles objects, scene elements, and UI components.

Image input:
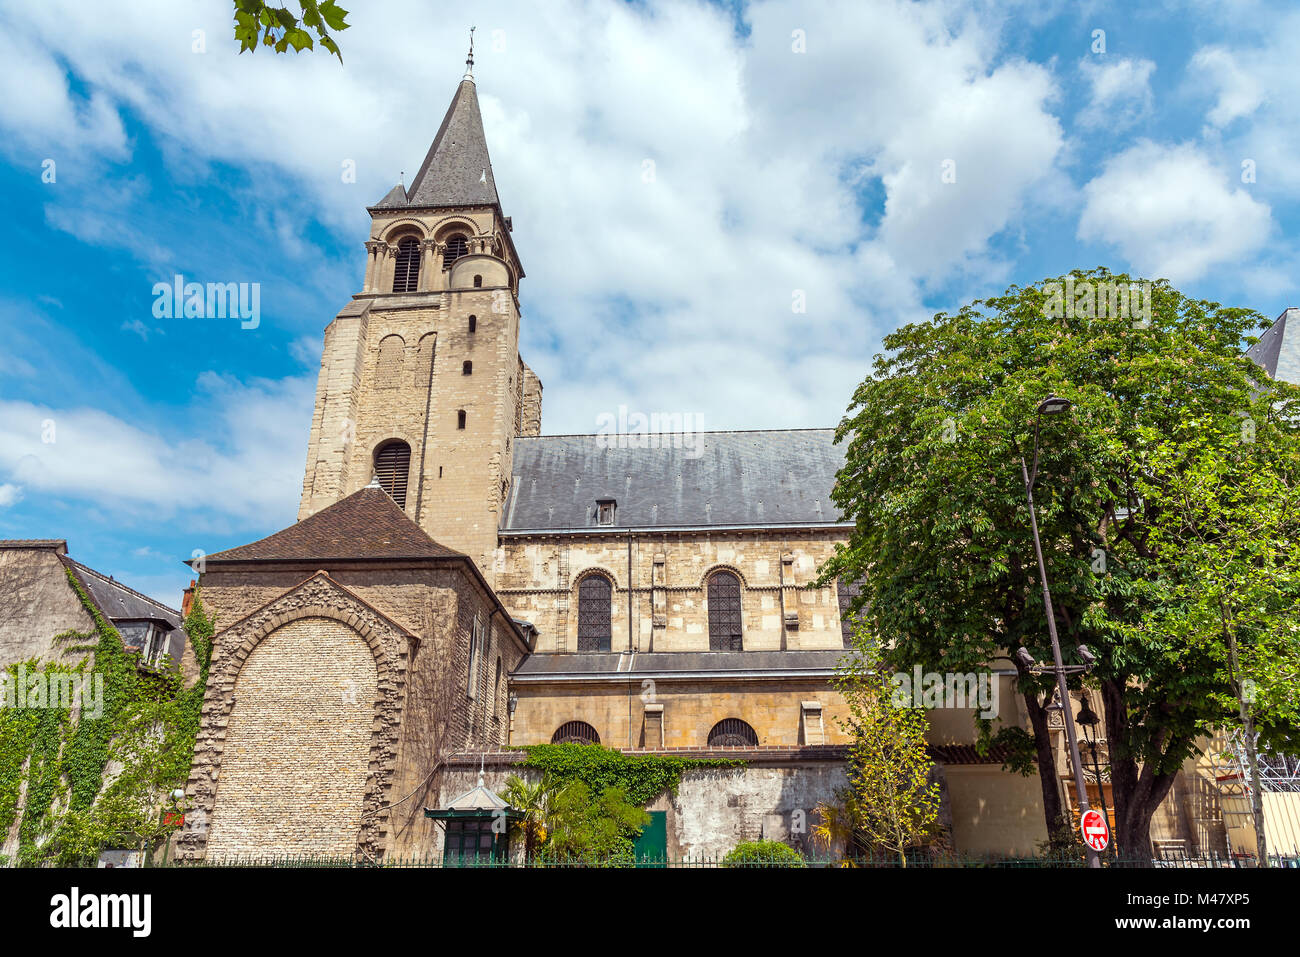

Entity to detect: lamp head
[1036,396,1073,416]
[1076,695,1100,727]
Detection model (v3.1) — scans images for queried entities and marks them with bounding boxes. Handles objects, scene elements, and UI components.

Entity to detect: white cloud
[1183,15,1300,201]
[1191,47,1263,129]
[1077,57,1155,131]
[0,373,313,532]
[0,0,1070,432]
[0,483,22,507]
[1077,141,1272,282]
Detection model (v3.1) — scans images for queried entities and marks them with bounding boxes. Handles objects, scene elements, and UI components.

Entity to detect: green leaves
[821,267,1300,844]
[231,1,350,62]
[0,575,214,865]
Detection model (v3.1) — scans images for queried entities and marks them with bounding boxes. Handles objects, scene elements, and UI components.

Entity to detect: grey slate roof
[503,430,847,531]
[1246,308,1300,385]
[65,559,181,627]
[513,649,846,679]
[400,79,502,209]
[374,182,407,209]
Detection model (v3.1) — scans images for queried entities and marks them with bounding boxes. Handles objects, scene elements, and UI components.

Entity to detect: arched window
[707,718,758,748]
[551,721,600,745]
[374,441,411,508]
[392,237,421,293]
[462,360,472,375]
[416,333,436,389]
[443,234,468,267]
[577,574,613,652]
[457,409,467,430]
[376,334,404,388]
[468,315,477,333]
[707,570,743,651]
[473,274,483,288]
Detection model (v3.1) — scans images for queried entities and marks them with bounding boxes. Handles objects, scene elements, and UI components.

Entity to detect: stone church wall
[495,528,850,654]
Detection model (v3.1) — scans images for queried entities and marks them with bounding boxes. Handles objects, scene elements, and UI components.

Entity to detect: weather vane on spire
[464,26,476,80]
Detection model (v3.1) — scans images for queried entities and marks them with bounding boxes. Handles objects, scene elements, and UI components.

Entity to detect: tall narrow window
[392,237,421,292]
[577,575,613,652]
[457,409,467,429]
[707,571,743,651]
[374,441,411,508]
[376,334,405,388]
[463,360,472,375]
[467,614,484,699]
[417,333,436,389]
[443,234,468,267]
[473,274,483,288]
[468,315,477,333]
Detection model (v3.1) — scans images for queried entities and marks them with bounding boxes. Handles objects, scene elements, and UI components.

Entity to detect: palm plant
[500,774,557,861]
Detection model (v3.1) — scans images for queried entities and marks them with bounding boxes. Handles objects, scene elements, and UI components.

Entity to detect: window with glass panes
[442,819,504,863]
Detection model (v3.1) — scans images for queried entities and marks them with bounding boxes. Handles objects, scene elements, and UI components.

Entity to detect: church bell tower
[298,44,543,580]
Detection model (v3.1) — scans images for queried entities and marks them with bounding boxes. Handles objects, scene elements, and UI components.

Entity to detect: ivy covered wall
[0,569,213,865]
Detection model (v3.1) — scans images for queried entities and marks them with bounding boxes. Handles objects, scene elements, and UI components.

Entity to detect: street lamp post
[1018,396,1102,869]
[1076,695,1116,859]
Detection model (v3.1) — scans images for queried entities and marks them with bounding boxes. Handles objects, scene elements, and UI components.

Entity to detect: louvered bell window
[707,571,743,651]
[392,237,421,293]
[443,235,469,267]
[374,441,411,508]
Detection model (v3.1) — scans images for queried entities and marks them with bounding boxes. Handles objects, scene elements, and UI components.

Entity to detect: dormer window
[139,622,170,670]
[596,499,616,525]
[473,274,483,288]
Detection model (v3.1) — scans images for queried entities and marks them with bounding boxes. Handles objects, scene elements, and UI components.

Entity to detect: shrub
[722,840,806,867]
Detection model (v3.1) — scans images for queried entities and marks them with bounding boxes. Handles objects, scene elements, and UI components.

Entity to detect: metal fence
[168,850,1300,869]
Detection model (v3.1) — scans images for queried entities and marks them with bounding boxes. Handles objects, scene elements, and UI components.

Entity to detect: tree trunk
[1102,678,1178,865]
[1225,625,1269,866]
[1022,685,1065,839]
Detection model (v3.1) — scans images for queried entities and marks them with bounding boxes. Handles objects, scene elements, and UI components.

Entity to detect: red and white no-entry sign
[1081,809,1110,851]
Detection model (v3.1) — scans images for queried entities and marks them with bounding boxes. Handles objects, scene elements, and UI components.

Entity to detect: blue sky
[1,0,1297,609]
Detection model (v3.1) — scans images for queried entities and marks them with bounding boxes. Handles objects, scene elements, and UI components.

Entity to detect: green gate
[633,811,668,865]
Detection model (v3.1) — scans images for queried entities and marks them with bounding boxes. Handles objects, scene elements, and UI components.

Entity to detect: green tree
[540,780,648,864]
[1131,414,1300,863]
[232,1,349,61]
[819,268,1300,861]
[500,773,558,861]
[824,635,941,866]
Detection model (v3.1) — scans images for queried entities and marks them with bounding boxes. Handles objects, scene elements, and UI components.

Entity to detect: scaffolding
[1199,731,1300,857]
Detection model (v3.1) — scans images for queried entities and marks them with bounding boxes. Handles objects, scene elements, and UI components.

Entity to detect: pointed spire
[374,181,407,208]
[464,26,476,81]
[404,68,501,209]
